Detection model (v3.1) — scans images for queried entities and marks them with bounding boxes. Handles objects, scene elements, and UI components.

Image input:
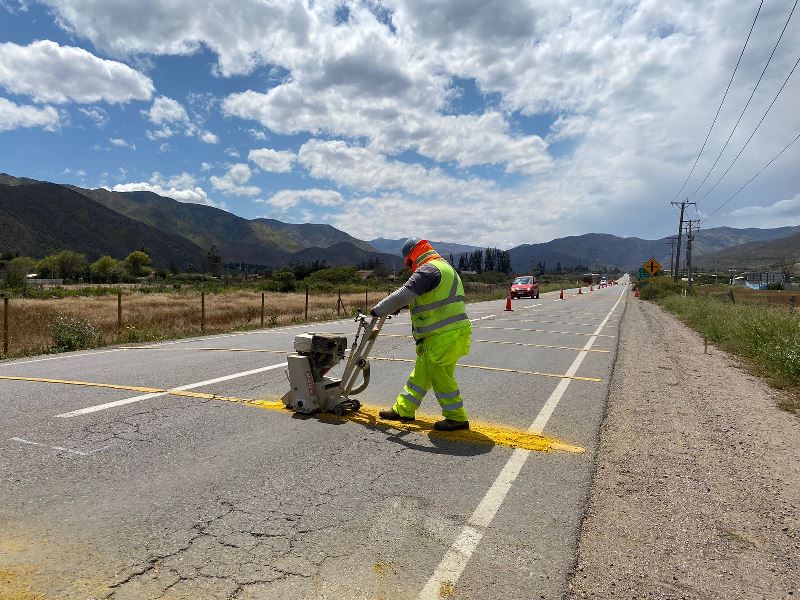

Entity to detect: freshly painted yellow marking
[368,357,603,383]
[0,375,582,452]
[501,318,617,328]
[474,325,616,338]
[380,333,610,353]
[120,346,289,355]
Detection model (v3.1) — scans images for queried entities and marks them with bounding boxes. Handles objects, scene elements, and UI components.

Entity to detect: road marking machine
[282,312,387,416]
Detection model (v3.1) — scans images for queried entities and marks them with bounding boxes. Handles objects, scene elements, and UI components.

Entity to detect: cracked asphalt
[0,281,627,599]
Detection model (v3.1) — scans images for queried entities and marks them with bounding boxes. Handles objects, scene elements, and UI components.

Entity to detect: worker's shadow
[294,410,494,457]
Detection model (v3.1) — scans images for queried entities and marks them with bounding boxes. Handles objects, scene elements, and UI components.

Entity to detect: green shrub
[639,276,685,300]
[262,271,296,292]
[51,316,98,352]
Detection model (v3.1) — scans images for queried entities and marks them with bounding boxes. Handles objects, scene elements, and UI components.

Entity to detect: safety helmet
[401,237,421,259]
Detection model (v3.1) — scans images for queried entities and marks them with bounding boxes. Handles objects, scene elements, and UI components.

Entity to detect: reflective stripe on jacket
[410,259,470,341]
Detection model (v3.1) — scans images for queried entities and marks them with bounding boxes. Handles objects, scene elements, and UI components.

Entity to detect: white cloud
[200,161,213,171]
[0,97,59,131]
[111,171,224,208]
[147,96,189,126]
[209,163,261,197]
[109,137,135,149]
[724,195,800,229]
[0,40,153,104]
[78,106,109,127]
[200,130,219,144]
[248,128,267,140]
[248,147,296,173]
[224,147,240,158]
[37,0,800,244]
[262,188,344,211]
[62,167,86,178]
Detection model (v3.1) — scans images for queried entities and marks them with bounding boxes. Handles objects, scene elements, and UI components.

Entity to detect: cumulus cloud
[0,97,59,131]
[109,137,135,149]
[111,171,223,208]
[38,0,800,243]
[209,163,261,197]
[248,147,296,173]
[78,105,109,127]
[261,188,344,211]
[147,96,189,125]
[200,130,219,144]
[0,40,153,104]
[724,194,800,228]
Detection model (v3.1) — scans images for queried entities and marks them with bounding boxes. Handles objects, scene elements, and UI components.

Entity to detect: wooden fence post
[2,295,8,356]
[117,291,123,330]
[365,286,368,312]
[305,286,309,322]
[337,290,342,316]
[201,291,206,332]
[261,292,265,327]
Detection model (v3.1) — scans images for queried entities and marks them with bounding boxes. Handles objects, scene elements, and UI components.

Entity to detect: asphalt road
[1,278,628,600]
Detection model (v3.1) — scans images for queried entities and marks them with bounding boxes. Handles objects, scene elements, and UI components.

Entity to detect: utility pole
[671,199,695,281]
[666,236,677,278]
[686,220,699,292]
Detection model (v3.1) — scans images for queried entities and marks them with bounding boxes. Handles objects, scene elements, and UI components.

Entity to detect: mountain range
[1,172,796,273]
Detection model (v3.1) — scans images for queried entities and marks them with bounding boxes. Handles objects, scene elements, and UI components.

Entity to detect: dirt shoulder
[569,294,800,599]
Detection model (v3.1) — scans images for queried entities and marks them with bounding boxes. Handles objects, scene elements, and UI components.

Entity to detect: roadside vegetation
[635,275,800,412]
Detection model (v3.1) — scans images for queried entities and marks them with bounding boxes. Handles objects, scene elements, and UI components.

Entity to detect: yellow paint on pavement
[120,345,289,355]
[380,333,609,353]
[368,357,602,382]
[0,375,583,453]
[474,325,616,338]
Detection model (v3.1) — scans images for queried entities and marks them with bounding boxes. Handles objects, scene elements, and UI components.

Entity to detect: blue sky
[1,0,798,247]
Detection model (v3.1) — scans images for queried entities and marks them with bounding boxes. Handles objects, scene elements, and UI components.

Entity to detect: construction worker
[371,238,471,431]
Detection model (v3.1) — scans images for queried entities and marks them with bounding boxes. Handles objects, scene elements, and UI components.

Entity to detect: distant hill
[73,187,375,265]
[0,183,206,268]
[696,231,800,272]
[506,227,800,273]
[288,242,404,269]
[369,237,481,257]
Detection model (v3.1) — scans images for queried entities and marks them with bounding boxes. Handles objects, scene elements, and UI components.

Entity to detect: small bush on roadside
[51,315,98,352]
[639,276,685,300]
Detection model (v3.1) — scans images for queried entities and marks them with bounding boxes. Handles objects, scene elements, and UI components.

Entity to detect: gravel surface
[569,295,800,599]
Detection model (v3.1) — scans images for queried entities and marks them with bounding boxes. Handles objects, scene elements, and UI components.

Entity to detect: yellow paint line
[120,346,289,355]
[474,325,616,338]
[501,318,617,328]
[0,375,582,453]
[380,334,609,353]
[368,357,603,382]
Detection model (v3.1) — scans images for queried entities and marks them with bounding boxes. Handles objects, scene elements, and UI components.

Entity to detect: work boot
[434,419,470,431]
[379,409,415,422]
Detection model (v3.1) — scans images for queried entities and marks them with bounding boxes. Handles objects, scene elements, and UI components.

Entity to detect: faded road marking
[368,357,603,382]
[9,436,95,457]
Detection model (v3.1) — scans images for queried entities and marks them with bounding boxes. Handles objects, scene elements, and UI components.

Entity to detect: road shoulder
[569,294,800,598]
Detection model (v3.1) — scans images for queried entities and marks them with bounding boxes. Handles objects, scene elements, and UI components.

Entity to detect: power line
[698,54,800,203]
[702,128,800,224]
[669,0,764,204]
[690,0,798,200]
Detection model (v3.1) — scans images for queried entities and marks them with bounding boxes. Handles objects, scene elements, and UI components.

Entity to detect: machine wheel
[352,400,361,412]
[535,293,540,299]
[333,404,346,417]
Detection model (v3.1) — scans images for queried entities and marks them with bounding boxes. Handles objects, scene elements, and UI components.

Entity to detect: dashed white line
[418,285,627,599]
[55,363,286,418]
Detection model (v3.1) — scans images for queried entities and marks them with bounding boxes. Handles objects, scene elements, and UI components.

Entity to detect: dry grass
[1,290,387,358]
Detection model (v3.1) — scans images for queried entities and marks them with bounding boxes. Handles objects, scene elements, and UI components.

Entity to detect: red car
[510,276,539,299]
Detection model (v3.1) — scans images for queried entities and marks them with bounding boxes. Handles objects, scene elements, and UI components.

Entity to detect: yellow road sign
[643,257,662,276]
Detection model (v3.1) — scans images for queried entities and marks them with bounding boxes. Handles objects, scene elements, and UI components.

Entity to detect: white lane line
[55,363,286,418]
[469,314,497,322]
[0,348,125,368]
[418,285,627,599]
[10,436,93,456]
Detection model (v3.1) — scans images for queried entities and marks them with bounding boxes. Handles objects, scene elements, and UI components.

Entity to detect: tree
[91,256,119,282]
[448,253,455,266]
[36,255,59,278]
[54,250,86,280]
[484,247,496,272]
[2,256,36,288]
[206,245,222,276]
[124,251,152,277]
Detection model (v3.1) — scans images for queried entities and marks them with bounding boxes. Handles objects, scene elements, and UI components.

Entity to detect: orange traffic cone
[504,295,513,311]
[559,289,564,300]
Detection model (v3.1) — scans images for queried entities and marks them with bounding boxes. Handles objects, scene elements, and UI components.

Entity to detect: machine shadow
[295,410,495,457]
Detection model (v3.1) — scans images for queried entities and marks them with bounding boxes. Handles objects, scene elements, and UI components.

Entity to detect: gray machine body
[282,314,386,415]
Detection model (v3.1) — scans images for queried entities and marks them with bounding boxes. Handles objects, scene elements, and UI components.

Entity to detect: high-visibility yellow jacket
[410,259,471,351]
